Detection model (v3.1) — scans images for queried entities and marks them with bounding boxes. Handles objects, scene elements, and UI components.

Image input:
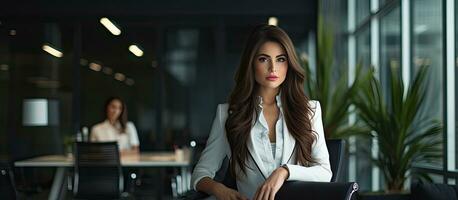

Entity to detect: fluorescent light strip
[100,17,121,36]
[268,17,278,26]
[42,44,63,58]
[129,45,143,57]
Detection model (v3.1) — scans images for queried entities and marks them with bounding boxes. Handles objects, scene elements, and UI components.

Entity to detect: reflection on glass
[380,5,401,99]
[356,0,371,25]
[355,26,372,191]
[412,0,443,168]
[455,0,458,170]
[356,27,371,69]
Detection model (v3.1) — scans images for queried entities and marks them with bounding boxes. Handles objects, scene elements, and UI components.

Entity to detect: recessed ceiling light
[99,17,121,36]
[129,45,143,57]
[114,73,126,81]
[80,58,88,66]
[268,17,278,26]
[102,67,113,75]
[42,44,63,58]
[151,60,158,68]
[89,62,102,71]
[125,78,135,86]
[0,64,9,71]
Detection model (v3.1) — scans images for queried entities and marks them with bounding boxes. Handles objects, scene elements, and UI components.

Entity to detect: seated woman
[90,97,139,155]
[191,24,332,200]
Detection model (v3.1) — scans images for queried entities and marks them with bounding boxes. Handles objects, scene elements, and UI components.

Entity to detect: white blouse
[253,95,284,176]
[90,120,140,150]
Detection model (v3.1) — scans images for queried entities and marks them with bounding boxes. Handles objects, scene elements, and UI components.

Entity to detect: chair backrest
[326,139,345,182]
[0,159,17,200]
[73,142,123,199]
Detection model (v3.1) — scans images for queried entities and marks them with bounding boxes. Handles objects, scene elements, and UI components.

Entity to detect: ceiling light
[129,45,143,57]
[0,64,9,71]
[42,44,63,58]
[114,73,126,81]
[268,17,278,26]
[89,62,102,71]
[125,78,135,86]
[80,58,88,66]
[102,67,113,75]
[99,17,121,36]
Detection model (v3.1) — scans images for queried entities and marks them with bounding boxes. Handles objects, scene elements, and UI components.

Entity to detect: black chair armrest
[183,190,210,200]
[185,182,359,200]
[276,181,359,200]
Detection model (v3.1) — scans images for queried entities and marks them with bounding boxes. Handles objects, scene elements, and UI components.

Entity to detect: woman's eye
[277,57,287,62]
[258,57,268,62]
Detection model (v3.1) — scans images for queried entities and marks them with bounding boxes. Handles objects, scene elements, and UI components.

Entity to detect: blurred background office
[1,0,458,199]
[0,0,317,199]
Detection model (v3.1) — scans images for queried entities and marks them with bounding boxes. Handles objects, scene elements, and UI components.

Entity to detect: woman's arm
[120,145,140,156]
[89,127,99,142]
[197,177,247,200]
[191,105,233,192]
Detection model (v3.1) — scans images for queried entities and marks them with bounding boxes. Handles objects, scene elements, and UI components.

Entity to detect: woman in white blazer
[191,24,332,200]
[90,97,140,155]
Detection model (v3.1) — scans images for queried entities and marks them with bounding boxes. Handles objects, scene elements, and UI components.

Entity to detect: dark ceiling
[0,0,317,18]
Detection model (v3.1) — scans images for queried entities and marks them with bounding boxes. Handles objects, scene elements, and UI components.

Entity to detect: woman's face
[107,99,122,122]
[254,41,288,90]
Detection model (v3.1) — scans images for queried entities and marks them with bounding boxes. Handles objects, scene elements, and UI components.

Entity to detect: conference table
[14,151,192,200]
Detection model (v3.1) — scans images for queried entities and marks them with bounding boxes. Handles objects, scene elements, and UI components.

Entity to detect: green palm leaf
[353,64,442,192]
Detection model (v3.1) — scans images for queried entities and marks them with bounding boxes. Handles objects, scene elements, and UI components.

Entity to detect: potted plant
[353,65,443,199]
[303,16,370,139]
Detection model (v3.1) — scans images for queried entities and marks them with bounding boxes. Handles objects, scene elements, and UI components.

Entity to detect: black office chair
[73,142,124,199]
[0,159,18,200]
[185,139,358,200]
[326,139,346,182]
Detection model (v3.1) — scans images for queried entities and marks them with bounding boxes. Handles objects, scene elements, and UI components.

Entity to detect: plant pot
[358,192,410,200]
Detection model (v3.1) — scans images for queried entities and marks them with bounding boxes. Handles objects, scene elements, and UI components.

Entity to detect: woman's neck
[257,87,279,106]
[108,119,118,125]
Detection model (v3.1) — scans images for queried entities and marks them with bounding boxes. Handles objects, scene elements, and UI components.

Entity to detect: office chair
[73,142,124,199]
[185,139,358,200]
[0,158,18,200]
[326,139,346,182]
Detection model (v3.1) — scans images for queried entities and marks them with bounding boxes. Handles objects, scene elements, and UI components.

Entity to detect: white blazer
[191,100,332,199]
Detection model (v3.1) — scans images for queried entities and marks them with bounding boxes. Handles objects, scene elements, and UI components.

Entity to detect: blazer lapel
[281,118,296,164]
[247,131,269,179]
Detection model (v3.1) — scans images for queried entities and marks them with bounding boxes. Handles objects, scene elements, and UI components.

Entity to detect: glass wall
[322,0,453,191]
[355,25,373,191]
[356,0,371,25]
[0,22,75,160]
[380,5,401,97]
[412,0,444,168]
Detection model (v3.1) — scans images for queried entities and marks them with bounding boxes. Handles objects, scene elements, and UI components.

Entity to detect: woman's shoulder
[307,100,320,110]
[91,121,108,133]
[126,121,136,127]
[217,103,229,111]
[215,103,229,116]
[92,121,107,129]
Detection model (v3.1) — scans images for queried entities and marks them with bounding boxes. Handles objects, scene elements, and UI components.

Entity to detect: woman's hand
[214,183,249,200]
[253,167,289,200]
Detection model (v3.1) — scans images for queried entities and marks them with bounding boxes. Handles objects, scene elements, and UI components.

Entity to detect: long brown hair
[225,24,317,178]
[104,96,128,133]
